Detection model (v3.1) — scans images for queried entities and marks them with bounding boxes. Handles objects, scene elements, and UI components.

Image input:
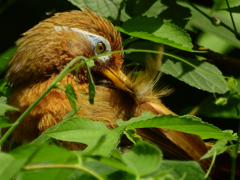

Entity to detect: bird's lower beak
[100,67,133,94]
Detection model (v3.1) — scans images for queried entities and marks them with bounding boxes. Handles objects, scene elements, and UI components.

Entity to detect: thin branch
[197,46,240,71]
[185,0,240,39]
[231,121,240,180]
[225,0,238,37]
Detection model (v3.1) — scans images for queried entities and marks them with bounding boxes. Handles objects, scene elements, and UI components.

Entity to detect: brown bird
[2,7,237,179]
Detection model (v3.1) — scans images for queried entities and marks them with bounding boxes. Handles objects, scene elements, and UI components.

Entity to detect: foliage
[1,0,240,180]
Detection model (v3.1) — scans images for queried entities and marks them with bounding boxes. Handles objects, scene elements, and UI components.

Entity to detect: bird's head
[6,7,132,93]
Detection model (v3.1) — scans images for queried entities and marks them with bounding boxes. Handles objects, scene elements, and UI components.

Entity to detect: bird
[2,7,239,179]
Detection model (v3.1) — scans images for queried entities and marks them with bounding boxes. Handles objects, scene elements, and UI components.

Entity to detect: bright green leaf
[16,145,78,180]
[116,16,194,52]
[201,139,228,160]
[0,145,40,180]
[117,112,235,140]
[122,141,162,177]
[0,102,19,115]
[86,60,95,68]
[215,97,228,105]
[63,106,81,120]
[89,155,135,175]
[0,153,15,180]
[182,2,240,48]
[44,117,125,156]
[124,127,142,144]
[0,116,11,128]
[160,56,229,94]
[157,160,206,180]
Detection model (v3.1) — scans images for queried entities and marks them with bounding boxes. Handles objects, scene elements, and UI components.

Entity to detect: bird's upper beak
[100,66,133,94]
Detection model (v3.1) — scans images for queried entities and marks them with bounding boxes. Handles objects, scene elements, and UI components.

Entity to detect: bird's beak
[100,67,133,94]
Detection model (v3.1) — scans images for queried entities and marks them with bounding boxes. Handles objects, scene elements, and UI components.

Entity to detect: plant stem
[225,0,239,38]
[0,56,85,146]
[231,121,240,180]
[0,49,231,145]
[185,0,239,39]
[205,151,216,179]
[25,164,104,180]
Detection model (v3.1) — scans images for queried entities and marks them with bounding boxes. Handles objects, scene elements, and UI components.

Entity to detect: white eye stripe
[53,26,112,62]
[71,27,112,62]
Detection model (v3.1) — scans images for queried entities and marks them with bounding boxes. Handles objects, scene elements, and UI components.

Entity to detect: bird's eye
[96,42,106,54]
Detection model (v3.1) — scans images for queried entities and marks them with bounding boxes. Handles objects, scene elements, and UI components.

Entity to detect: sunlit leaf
[160,56,229,94]
[157,160,206,180]
[117,111,235,140]
[0,116,11,128]
[117,16,194,52]
[0,145,40,180]
[0,102,19,115]
[44,117,125,156]
[122,141,162,177]
[201,139,228,160]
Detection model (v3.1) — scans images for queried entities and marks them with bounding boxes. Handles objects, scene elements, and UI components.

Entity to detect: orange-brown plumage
[4,7,234,178]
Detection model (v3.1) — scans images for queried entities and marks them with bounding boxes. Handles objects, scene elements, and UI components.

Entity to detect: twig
[225,0,238,38]
[185,0,240,39]
[231,121,240,180]
[197,46,240,71]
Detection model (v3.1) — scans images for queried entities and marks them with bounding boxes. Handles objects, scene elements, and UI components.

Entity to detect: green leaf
[182,2,240,49]
[31,107,82,146]
[0,102,19,115]
[158,0,191,28]
[220,5,240,13]
[196,32,234,54]
[89,155,135,175]
[65,83,78,112]
[160,56,229,94]
[86,60,95,68]
[122,141,162,177]
[0,145,40,180]
[0,46,18,75]
[215,97,228,105]
[68,0,123,19]
[0,153,15,180]
[16,145,78,180]
[44,117,125,156]
[0,116,11,128]
[201,139,228,160]
[85,61,96,104]
[211,0,224,13]
[124,127,142,144]
[134,0,163,17]
[117,111,235,140]
[157,160,206,180]
[63,106,81,120]
[197,98,240,119]
[82,161,136,180]
[116,16,194,52]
